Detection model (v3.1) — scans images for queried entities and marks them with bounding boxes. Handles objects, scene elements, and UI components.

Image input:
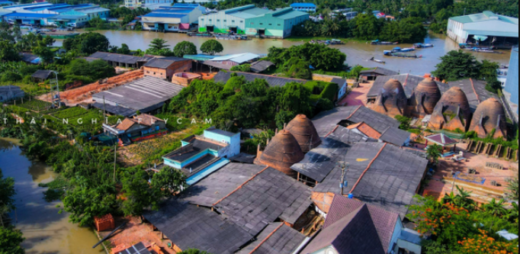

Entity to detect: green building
[198,4,309,38]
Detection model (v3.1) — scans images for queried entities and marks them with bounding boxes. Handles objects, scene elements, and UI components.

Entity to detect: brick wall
[143,60,192,80]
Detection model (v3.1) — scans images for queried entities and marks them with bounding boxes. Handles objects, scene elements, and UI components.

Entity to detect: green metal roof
[271,8,308,20]
[450,11,518,24]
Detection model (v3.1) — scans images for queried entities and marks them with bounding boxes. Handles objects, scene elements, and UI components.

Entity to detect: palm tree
[454,186,476,211]
[482,198,507,217]
[426,144,442,163]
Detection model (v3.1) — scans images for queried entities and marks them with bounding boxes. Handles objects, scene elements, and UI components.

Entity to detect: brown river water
[0,138,104,254]
[55,30,510,75]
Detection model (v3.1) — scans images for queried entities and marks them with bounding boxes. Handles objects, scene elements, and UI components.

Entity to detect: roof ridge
[324,125,339,138]
[212,166,269,206]
[345,105,362,120]
[469,78,480,103]
[349,143,387,194]
[249,223,284,254]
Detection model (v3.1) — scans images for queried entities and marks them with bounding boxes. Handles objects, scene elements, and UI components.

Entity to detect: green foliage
[200,39,224,55]
[0,168,16,216]
[33,46,54,64]
[1,71,22,82]
[168,77,316,130]
[230,64,251,72]
[63,32,109,54]
[117,43,131,54]
[0,40,19,62]
[426,143,443,163]
[353,13,381,40]
[173,41,197,57]
[242,130,275,153]
[150,167,187,197]
[285,58,311,79]
[432,50,481,81]
[379,17,427,43]
[0,226,24,254]
[268,43,346,72]
[394,115,411,130]
[68,59,116,81]
[505,177,518,200]
[149,38,169,51]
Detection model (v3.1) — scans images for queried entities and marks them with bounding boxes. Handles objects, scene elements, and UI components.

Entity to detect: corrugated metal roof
[271,8,309,20]
[290,3,316,7]
[182,54,216,61]
[143,12,187,18]
[4,12,56,18]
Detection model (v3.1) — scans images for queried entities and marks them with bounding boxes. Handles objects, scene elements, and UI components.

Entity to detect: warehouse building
[447,11,518,48]
[502,46,518,124]
[290,3,316,12]
[198,4,309,38]
[141,4,203,32]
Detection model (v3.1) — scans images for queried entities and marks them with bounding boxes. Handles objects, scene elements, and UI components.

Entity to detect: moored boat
[369,57,385,64]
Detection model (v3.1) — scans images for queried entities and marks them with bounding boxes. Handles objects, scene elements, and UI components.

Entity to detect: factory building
[447,11,518,49]
[141,4,203,32]
[198,4,309,38]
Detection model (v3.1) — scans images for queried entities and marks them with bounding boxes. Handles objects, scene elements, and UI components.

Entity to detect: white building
[447,11,518,48]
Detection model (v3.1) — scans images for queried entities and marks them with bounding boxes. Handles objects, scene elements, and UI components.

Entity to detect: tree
[150,167,187,197]
[426,144,442,163]
[481,198,507,217]
[0,227,24,254]
[505,177,518,200]
[89,59,116,80]
[352,13,381,40]
[41,35,55,47]
[79,33,109,54]
[173,41,197,57]
[480,59,500,93]
[33,46,54,64]
[0,168,15,227]
[432,50,481,81]
[0,41,19,62]
[458,229,518,253]
[117,43,131,54]
[62,176,117,226]
[149,38,169,51]
[200,39,223,55]
[120,167,159,216]
[394,115,411,130]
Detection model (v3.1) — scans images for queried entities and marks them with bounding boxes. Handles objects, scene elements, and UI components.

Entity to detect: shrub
[1,71,22,82]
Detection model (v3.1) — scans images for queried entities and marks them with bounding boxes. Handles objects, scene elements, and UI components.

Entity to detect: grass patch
[17,99,52,111]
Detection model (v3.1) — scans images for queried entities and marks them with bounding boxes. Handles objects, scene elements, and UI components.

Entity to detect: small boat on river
[370,40,398,45]
[369,57,386,64]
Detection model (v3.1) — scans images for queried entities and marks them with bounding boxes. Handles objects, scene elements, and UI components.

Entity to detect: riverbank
[0,138,103,254]
[56,30,508,76]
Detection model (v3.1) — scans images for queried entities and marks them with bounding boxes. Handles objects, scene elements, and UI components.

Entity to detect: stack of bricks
[94,213,115,232]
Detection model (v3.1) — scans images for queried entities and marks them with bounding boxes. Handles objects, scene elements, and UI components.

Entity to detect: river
[0,138,104,254]
[54,30,510,75]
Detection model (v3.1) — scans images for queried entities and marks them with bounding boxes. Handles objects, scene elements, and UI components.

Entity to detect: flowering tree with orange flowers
[408,195,477,245]
[458,229,518,254]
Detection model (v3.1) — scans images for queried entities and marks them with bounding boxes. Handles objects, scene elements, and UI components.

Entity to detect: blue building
[3,12,55,25]
[503,46,518,123]
[290,3,316,12]
[155,127,241,185]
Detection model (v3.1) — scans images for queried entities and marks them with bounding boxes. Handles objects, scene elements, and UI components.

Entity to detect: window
[223,19,226,22]
[277,23,281,26]
[268,23,272,25]
[209,19,212,21]
[259,23,263,25]
[217,19,220,22]
[240,20,243,23]
[232,20,235,22]
[201,18,204,21]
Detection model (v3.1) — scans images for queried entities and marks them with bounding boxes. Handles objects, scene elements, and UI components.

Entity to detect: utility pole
[339,161,349,195]
[50,71,60,108]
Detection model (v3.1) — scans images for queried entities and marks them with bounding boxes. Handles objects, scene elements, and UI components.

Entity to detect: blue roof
[290,3,316,8]
[153,8,193,13]
[143,13,187,18]
[0,1,13,4]
[173,3,200,7]
[3,3,50,9]
[23,3,69,10]
[4,12,56,19]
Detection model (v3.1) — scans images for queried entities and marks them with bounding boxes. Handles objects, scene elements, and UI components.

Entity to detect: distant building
[0,85,24,102]
[503,46,518,123]
[447,11,518,48]
[88,52,154,68]
[102,113,167,146]
[290,3,316,13]
[141,4,204,31]
[359,66,398,81]
[198,4,309,38]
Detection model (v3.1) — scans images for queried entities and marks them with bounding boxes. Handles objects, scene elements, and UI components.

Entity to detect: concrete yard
[423,143,518,204]
[339,81,373,106]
